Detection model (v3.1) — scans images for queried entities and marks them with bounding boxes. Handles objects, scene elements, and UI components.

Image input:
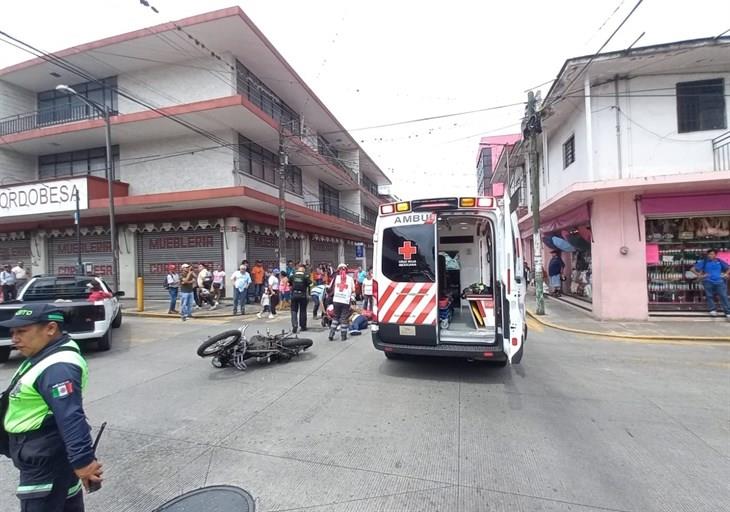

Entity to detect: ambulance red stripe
[395,284,429,323]
[381,283,415,324]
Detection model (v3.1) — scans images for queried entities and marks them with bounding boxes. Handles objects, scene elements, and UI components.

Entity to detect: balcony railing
[306,201,363,225]
[712,131,730,171]
[0,104,113,137]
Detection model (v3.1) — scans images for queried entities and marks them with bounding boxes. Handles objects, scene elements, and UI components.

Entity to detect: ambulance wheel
[97,331,112,352]
[0,347,10,363]
[494,359,508,367]
[384,352,403,360]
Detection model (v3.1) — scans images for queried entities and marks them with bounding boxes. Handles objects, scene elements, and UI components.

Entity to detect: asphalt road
[0,314,728,512]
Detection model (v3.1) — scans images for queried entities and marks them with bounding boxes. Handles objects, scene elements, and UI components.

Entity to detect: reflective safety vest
[4,340,88,434]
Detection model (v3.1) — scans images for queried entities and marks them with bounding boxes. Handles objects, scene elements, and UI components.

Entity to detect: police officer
[0,304,102,511]
[290,264,311,333]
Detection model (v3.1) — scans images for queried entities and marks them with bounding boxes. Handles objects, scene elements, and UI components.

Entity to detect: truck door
[376,217,438,346]
[501,207,524,363]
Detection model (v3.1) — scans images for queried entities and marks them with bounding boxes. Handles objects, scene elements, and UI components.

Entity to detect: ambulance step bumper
[372,332,505,360]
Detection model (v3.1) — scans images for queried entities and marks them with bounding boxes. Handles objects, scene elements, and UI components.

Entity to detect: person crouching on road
[327,263,356,341]
[290,264,311,333]
[0,304,103,511]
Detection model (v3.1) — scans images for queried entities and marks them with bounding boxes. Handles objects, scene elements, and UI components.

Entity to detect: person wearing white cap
[326,263,356,341]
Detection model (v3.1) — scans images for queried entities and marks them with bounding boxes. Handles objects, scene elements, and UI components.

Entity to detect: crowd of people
[162,258,376,334]
[0,261,28,302]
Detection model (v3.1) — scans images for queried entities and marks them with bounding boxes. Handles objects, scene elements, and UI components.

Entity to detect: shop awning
[540,203,591,232]
[640,192,730,216]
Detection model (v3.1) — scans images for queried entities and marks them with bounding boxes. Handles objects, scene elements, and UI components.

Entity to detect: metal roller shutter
[246,232,302,271]
[366,245,374,270]
[345,243,363,269]
[0,239,32,267]
[310,240,339,266]
[48,234,115,285]
[137,229,223,299]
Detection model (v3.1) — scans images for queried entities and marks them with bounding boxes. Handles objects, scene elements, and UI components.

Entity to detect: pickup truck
[0,275,124,362]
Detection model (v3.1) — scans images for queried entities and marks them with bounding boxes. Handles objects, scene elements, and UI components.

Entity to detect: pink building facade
[514,38,730,320]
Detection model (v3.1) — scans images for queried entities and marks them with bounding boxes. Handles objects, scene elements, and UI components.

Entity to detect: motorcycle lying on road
[197,323,313,370]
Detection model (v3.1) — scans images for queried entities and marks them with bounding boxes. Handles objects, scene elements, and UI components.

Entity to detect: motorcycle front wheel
[197,330,242,357]
[281,338,313,350]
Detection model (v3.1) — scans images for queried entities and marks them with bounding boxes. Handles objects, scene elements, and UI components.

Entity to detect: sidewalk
[527,294,730,342]
[122,298,256,320]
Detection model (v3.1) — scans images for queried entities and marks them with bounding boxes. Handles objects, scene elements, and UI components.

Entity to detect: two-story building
[512,37,730,320]
[0,7,389,299]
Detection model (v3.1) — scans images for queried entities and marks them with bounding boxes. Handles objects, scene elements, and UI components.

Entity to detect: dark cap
[0,303,65,328]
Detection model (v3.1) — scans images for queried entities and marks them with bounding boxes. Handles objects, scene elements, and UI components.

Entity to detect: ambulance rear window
[382,225,435,282]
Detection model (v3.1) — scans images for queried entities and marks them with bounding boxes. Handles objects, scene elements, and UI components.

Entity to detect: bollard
[136,277,144,311]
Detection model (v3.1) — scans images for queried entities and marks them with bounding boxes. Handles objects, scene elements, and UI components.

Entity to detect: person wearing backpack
[165,265,180,314]
[693,249,730,319]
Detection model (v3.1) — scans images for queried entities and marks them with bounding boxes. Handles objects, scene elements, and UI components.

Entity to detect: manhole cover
[154,485,255,512]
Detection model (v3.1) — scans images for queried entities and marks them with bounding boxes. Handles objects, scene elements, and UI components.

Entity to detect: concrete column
[591,192,647,320]
[118,229,137,296]
[30,232,47,275]
[302,236,311,267]
[338,240,345,265]
[584,76,595,182]
[223,217,245,297]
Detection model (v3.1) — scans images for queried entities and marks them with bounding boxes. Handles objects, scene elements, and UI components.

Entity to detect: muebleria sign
[0,178,88,217]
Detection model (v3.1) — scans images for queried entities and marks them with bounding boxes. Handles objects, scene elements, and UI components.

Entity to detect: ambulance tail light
[511,337,518,346]
[372,279,379,320]
[395,201,411,212]
[380,204,395,215]
[459,197,476,208]
[477,197,494,207]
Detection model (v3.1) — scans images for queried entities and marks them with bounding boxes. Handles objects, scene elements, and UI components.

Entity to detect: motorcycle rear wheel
[197,330,242,357]
[281,338,313,350]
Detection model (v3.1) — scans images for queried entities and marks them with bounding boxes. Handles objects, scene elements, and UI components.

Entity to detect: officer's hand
[75,460,104,491]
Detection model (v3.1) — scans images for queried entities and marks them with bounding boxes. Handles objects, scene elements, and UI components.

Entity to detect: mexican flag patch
[51,381,74,398]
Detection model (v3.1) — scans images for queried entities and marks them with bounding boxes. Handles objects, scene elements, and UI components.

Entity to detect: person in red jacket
[86,281,112,302]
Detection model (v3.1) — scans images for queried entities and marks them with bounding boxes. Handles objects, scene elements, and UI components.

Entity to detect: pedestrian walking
[548,251,565,297]
[12,261,28,294]
[165,265,180,314]
[191,265,202,309]
[1,264,17,302]
[212,265,226,305]
[327,263,356,341]
[179,264,195,321]
[362,269,375,311]
[256,288,272,319]
[231,265,251,315]
[0,304,103,511]
[290,264,311,333]
[693,249,730,319]
[251,261,265,302]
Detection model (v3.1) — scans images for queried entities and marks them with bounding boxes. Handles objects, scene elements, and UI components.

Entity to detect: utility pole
[277,129,288,272]
[523,91,545,315]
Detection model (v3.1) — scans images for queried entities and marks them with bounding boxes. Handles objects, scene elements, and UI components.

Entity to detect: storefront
[645,215,730,312]
[135,222,224,300]
[344,240,366,269]
[245,225,303,270]
[0,235,32,267]
[310,237,340,266]
[47,230,115,284]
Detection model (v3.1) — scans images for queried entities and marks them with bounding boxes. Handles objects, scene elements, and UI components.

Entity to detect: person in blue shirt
[548,251,565,297]
[693,249,730,318]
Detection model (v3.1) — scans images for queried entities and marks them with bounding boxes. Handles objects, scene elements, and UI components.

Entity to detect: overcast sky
[1,0,728,198]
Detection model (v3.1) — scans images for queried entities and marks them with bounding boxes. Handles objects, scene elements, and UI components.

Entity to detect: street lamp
[56,84,119,293]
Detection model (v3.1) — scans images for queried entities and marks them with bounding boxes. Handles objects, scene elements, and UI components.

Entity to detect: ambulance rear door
[500,203,525,363]
[374,212,439,346]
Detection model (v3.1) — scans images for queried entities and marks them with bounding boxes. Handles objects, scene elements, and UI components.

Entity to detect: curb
[124,310,257,321]
[526,310,730,342]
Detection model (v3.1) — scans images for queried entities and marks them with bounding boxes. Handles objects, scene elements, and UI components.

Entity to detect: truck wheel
[97,331,112,351]
[0,347,10,363]
[112,310,122,328]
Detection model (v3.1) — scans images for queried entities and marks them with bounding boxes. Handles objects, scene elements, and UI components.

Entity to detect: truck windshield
[22,277,97,301]
[382,224,436,282]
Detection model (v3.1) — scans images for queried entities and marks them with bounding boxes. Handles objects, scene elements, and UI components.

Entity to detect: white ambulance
[371,196,525,365]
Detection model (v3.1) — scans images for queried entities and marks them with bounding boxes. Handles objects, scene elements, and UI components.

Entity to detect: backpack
[163,274,170,289]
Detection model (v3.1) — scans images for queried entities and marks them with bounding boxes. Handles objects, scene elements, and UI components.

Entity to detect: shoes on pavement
[168,310,175,314]
[256,313,262,319]
[300,327,307,332]
[349,330,362,336]
[268,314,276,319]
[181,316,186,322]
[709,310,718,317]
[292,326,298,334]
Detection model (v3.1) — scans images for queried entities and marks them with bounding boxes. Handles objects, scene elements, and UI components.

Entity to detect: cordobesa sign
[0,178,88,217]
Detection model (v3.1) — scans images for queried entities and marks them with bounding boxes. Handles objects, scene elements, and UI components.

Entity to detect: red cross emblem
[398,241,418,260]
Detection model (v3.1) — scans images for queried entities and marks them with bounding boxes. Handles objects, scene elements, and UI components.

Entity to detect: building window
[236,134,302,194]
[235,61,300,134]
[319,181,340,216]
[563,135,575,169]
[38,146,119,179]
[37,77,117,125]
[361,174,378,196]
[676,79,726,133]
[362,206,377,226]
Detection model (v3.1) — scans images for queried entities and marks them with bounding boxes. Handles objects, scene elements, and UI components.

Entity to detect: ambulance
[371,196,525,365]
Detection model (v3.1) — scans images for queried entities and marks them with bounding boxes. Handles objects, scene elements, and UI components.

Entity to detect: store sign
[0,178,88,218]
